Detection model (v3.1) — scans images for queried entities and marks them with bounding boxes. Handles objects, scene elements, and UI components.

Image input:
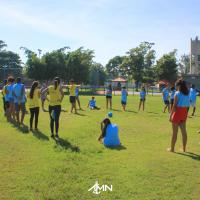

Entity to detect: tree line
[0,40,190,85]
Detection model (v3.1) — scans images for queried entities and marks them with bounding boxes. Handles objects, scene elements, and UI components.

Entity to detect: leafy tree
[89,63,107,85]
[0,40,22,80]
[155,50,178,82]
[105,56,124,78]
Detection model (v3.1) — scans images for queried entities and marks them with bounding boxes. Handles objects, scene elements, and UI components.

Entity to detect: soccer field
[0,95,200,200]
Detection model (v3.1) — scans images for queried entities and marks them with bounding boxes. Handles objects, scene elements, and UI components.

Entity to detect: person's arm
[87,101,90,108]
[59,86,64,102]
[170,95,178,121]
[98,121,104,141]
[38,89,41,98]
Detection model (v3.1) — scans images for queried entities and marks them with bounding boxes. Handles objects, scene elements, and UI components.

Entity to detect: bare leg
[21,112,25,125]
[106,98,108,109]
[76,98,81,109]
[16,111,20,125]
[138,101,142,111]
[169,123,178,152]
[179,122,187,152]
[110,99,112,110]
[142,101,145,111]
[191,107,196,116]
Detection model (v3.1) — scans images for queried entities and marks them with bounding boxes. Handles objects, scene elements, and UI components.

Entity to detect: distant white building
[190,36,200,74]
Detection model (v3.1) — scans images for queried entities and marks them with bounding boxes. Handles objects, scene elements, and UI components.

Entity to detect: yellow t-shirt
[48,85,61,106]
[28,89,40,108]
[2,86,6,96]
[69,84,77,96]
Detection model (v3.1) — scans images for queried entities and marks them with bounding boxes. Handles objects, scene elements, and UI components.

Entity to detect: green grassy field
[0,95,200,200]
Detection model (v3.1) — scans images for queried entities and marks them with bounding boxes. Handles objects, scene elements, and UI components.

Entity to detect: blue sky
[0,0,200,65]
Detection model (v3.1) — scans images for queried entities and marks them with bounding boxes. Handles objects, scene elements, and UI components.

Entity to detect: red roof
[158,80,169,85]
[112,77,127,82]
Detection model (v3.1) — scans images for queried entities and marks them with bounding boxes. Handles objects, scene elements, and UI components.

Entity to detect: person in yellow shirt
[27,81,40,131]
[65,79,80,114]
[43,77,64,138]
[2,79,7,116]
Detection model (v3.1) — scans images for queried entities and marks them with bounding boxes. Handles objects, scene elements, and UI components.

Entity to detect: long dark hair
[30,81,39,99]
[176,79,189,96]
[54,77,60,90]
[102,118,111,137]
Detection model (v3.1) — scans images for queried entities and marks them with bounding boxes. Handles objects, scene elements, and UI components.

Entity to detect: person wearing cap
[98,118,120,147]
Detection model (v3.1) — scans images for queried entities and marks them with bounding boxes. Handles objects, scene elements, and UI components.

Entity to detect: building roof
[112,77,127,82]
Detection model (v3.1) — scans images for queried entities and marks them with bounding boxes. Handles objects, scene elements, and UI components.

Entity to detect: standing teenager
[13,77,26,125]
[162,85,170,113]
[105,84,112,109]
[27,81,40,131]
[45,77,64,138]
[168,79,190,152]
[138,87,146,111]
[189,84,198,116]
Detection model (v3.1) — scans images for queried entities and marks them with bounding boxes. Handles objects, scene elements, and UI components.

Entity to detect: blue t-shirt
[162,88,169,101]
[103,124,120,147]
[175,91,190,107]
[13,83,26,103]
[106,88,112,97]
[121,89,127,102]
[7,84,14,99]
[170,89,176,100]
[189,88,197,102]
[75,87,79,97]
[89,99,96,107]
[140,91,146,99]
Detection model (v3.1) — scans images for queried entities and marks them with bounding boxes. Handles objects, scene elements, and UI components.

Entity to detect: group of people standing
[1,76,199,150]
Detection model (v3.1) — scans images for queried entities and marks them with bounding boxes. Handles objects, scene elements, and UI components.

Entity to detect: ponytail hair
[54,77,60,90]
[102,118,111,137]
[30,81,39,99]
[176,79,189,96]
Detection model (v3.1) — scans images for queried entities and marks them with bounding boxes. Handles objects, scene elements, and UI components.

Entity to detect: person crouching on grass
[121,86,128,111]
[168,79,190,153]
[138,86,146,111]
[98,118,120,147]
[87,96,100,110]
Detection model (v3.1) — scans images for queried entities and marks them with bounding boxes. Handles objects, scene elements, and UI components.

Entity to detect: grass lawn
[0,95,200,200]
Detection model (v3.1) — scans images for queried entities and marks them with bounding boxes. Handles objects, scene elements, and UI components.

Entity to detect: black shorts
[170,99,174,105]
[5,101,10,109]
[70,96,76,103]
[121,101,126,105]
[106,96,112,99]
[140,98,146,102]
[164,100,170,105]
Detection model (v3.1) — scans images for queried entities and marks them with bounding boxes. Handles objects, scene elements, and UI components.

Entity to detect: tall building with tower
[190,36,200,74]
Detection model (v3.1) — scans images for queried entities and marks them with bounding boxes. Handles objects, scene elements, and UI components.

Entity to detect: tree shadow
[175,152,200,161]
[106,144,126,151]
[53,137,80,152]
[32,130,49,141]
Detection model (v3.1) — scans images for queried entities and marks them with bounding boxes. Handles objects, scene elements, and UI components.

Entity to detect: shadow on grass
[53,137,80,152]
[75,112,87,116]
[106,145,126,151]
[147,111,159,114]
[111,109,122,112]
[126,110,137,113]
[32,130,49,141]
[11,122,29,134]
[175,152,200,161]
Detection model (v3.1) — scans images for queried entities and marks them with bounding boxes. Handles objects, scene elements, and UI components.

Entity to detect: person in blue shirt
[98,118,120,147]
[189,84,198,116]
[88,96,100,110]
[121,87,128,111]
[138,86,146,111]
[13,77,26,126]
[170,86,176,111]
[162,85,170,113]
[168,79,190,153]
